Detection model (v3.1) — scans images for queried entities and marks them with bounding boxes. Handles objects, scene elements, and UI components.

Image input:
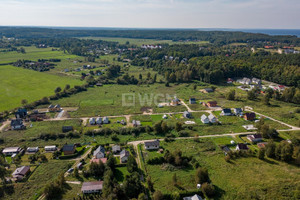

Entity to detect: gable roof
[237,143,249,150]
[145,140,160,147]
[208,114,216,120]
[120,150,130,158]
[81,181,103,192]
[12,166,30,176]
[112,145,120,152]
[3,147,21,153]
[201,114,208,120]
[93,146,105,156]
[222,108,232,113]
[62,144,75,152]
[11,119,23,126]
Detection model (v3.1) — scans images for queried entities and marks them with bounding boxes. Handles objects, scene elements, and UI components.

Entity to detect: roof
[189,98,196,101]
[91,158,107,164]
[145,140,160,147]
[12,166,30,176]
[120,150,130,158]
[62,126,73,131]
[204,88,214,92]
[222,108,232,113]
[45,145,56,149]
[221,145,231,152]
[252,134,262,139]
[93,146,105,156]
[201,114,208,120]
[191,194,203,200]
[112,145,120,152]
[237,143,249,150]
[184,111,191,115]
[81,181,103,192]
[11,119,23,126]
[245,112,256,119]
[62,144,75,152]
[3,147,20,153]
[234,108,243,112]
[27,147,39,152]
[208,114,216,120]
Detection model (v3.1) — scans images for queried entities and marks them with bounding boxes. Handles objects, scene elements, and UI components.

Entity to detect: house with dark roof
[81,181,103,194]
[62,144,76,155]
[247,134,263,143]
[145,140,160,150]
[12,166,30,181]
[234,108,243,116]
[200,88,214,93]
[236,143,249,151]
[15,108,27,119]
[48,104,61,112]
[189,98,196,104]
[170,97,180,106]
[221,108,232,116]
[93,146,105,159]
[120,150,130,163]
[62,126,73,133]
[244,112,256,121]
[183,111,192,119]
[11,119,26,130]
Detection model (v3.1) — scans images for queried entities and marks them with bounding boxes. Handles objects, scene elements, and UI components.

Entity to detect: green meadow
[0,65,82,112]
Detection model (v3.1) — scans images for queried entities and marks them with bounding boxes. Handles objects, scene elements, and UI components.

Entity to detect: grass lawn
[0,65,83,112]
[115,166,130,183]
[144,139,300,199]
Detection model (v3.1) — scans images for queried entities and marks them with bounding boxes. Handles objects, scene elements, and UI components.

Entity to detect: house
[162,114,168,119]
[189,98,196,104]
[89,118,96,125]
[81,181,103,194]
[208,114,217,123]
[120,120,127,125]
[238,77,251,85]
[200,88,214,93]
[120,150,130,163]
[233,108,243,116]
[236,143,249,151]
[183,111,191,119]
[48,104,61,112]
[11,119,26,130]
[221,108,232,116]
[12,166,31,181]
[247,134,263,143]
[93,146,105,159]
[206,101,217,107]
[96,117,102,125]
[221,145,231,153]
[257,142,268,148]
[183,194,203,200]
[44,145,57,152]
[242,124,257,131]
[103,117,109,124]
[90,158,107,164]
[145,140,160,150]
[227,78,234,84]
[26,147,39,153]
[15,108,27,119]
[201,114,210,124]
[132,120,141,127]
[2,147,22,156]
[252,78,261,85]
[244,112,256,121]
[62,126,73,133]
[170,98,180,106]
[112,145,121,154]
[62,144,76,155]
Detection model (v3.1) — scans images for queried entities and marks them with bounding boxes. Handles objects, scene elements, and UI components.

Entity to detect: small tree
[21,99,28,106]
[202,182,215,197]
[54,87,62,93]
[153,190,163,200]
[172,173,177,186]
[195,167,209,184]
[74,167,79,178]
[258,148,265,160]
[225,89,236,100]
[147,176,155,192]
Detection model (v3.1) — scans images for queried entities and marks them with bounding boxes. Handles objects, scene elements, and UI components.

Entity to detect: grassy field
[0,46,78,64]
[0,65,83,112]
[4,160,73,200]
[143,139,300,199]
[78,37,210,46]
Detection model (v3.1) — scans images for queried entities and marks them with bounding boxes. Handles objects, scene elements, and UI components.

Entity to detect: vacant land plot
[0,65,82,112]
[143,139,300,199]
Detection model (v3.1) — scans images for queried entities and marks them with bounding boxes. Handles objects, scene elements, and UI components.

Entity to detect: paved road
[0,120,9,132]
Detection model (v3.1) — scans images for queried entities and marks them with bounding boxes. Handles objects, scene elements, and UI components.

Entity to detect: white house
[183,194,203,200]
[26,147,39,153]
[96,117,102,125]
[201,114,210,124]
[89,118,96,125]
[2,147,22,156]
[103,117,109,124]
[208,114,217,123]
[120,150,130,163]
[81,181,103,194]
[44,146,57,152]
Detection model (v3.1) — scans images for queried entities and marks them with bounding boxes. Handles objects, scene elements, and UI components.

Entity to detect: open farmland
[0,65,82,112]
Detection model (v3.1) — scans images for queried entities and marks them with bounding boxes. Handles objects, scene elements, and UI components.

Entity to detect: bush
[201,182,215,197]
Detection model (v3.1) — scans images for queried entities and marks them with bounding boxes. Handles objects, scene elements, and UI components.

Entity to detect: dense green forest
[1,27,300,46]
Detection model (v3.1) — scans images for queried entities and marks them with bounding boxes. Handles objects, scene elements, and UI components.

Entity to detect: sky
[0,0,300,29]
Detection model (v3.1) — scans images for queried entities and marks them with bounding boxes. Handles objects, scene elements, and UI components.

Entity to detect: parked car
[67,168,74,173]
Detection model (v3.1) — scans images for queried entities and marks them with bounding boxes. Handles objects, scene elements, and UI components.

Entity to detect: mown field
[0,65,83,112]
[143,139,300,199]
[0,46,78,64]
